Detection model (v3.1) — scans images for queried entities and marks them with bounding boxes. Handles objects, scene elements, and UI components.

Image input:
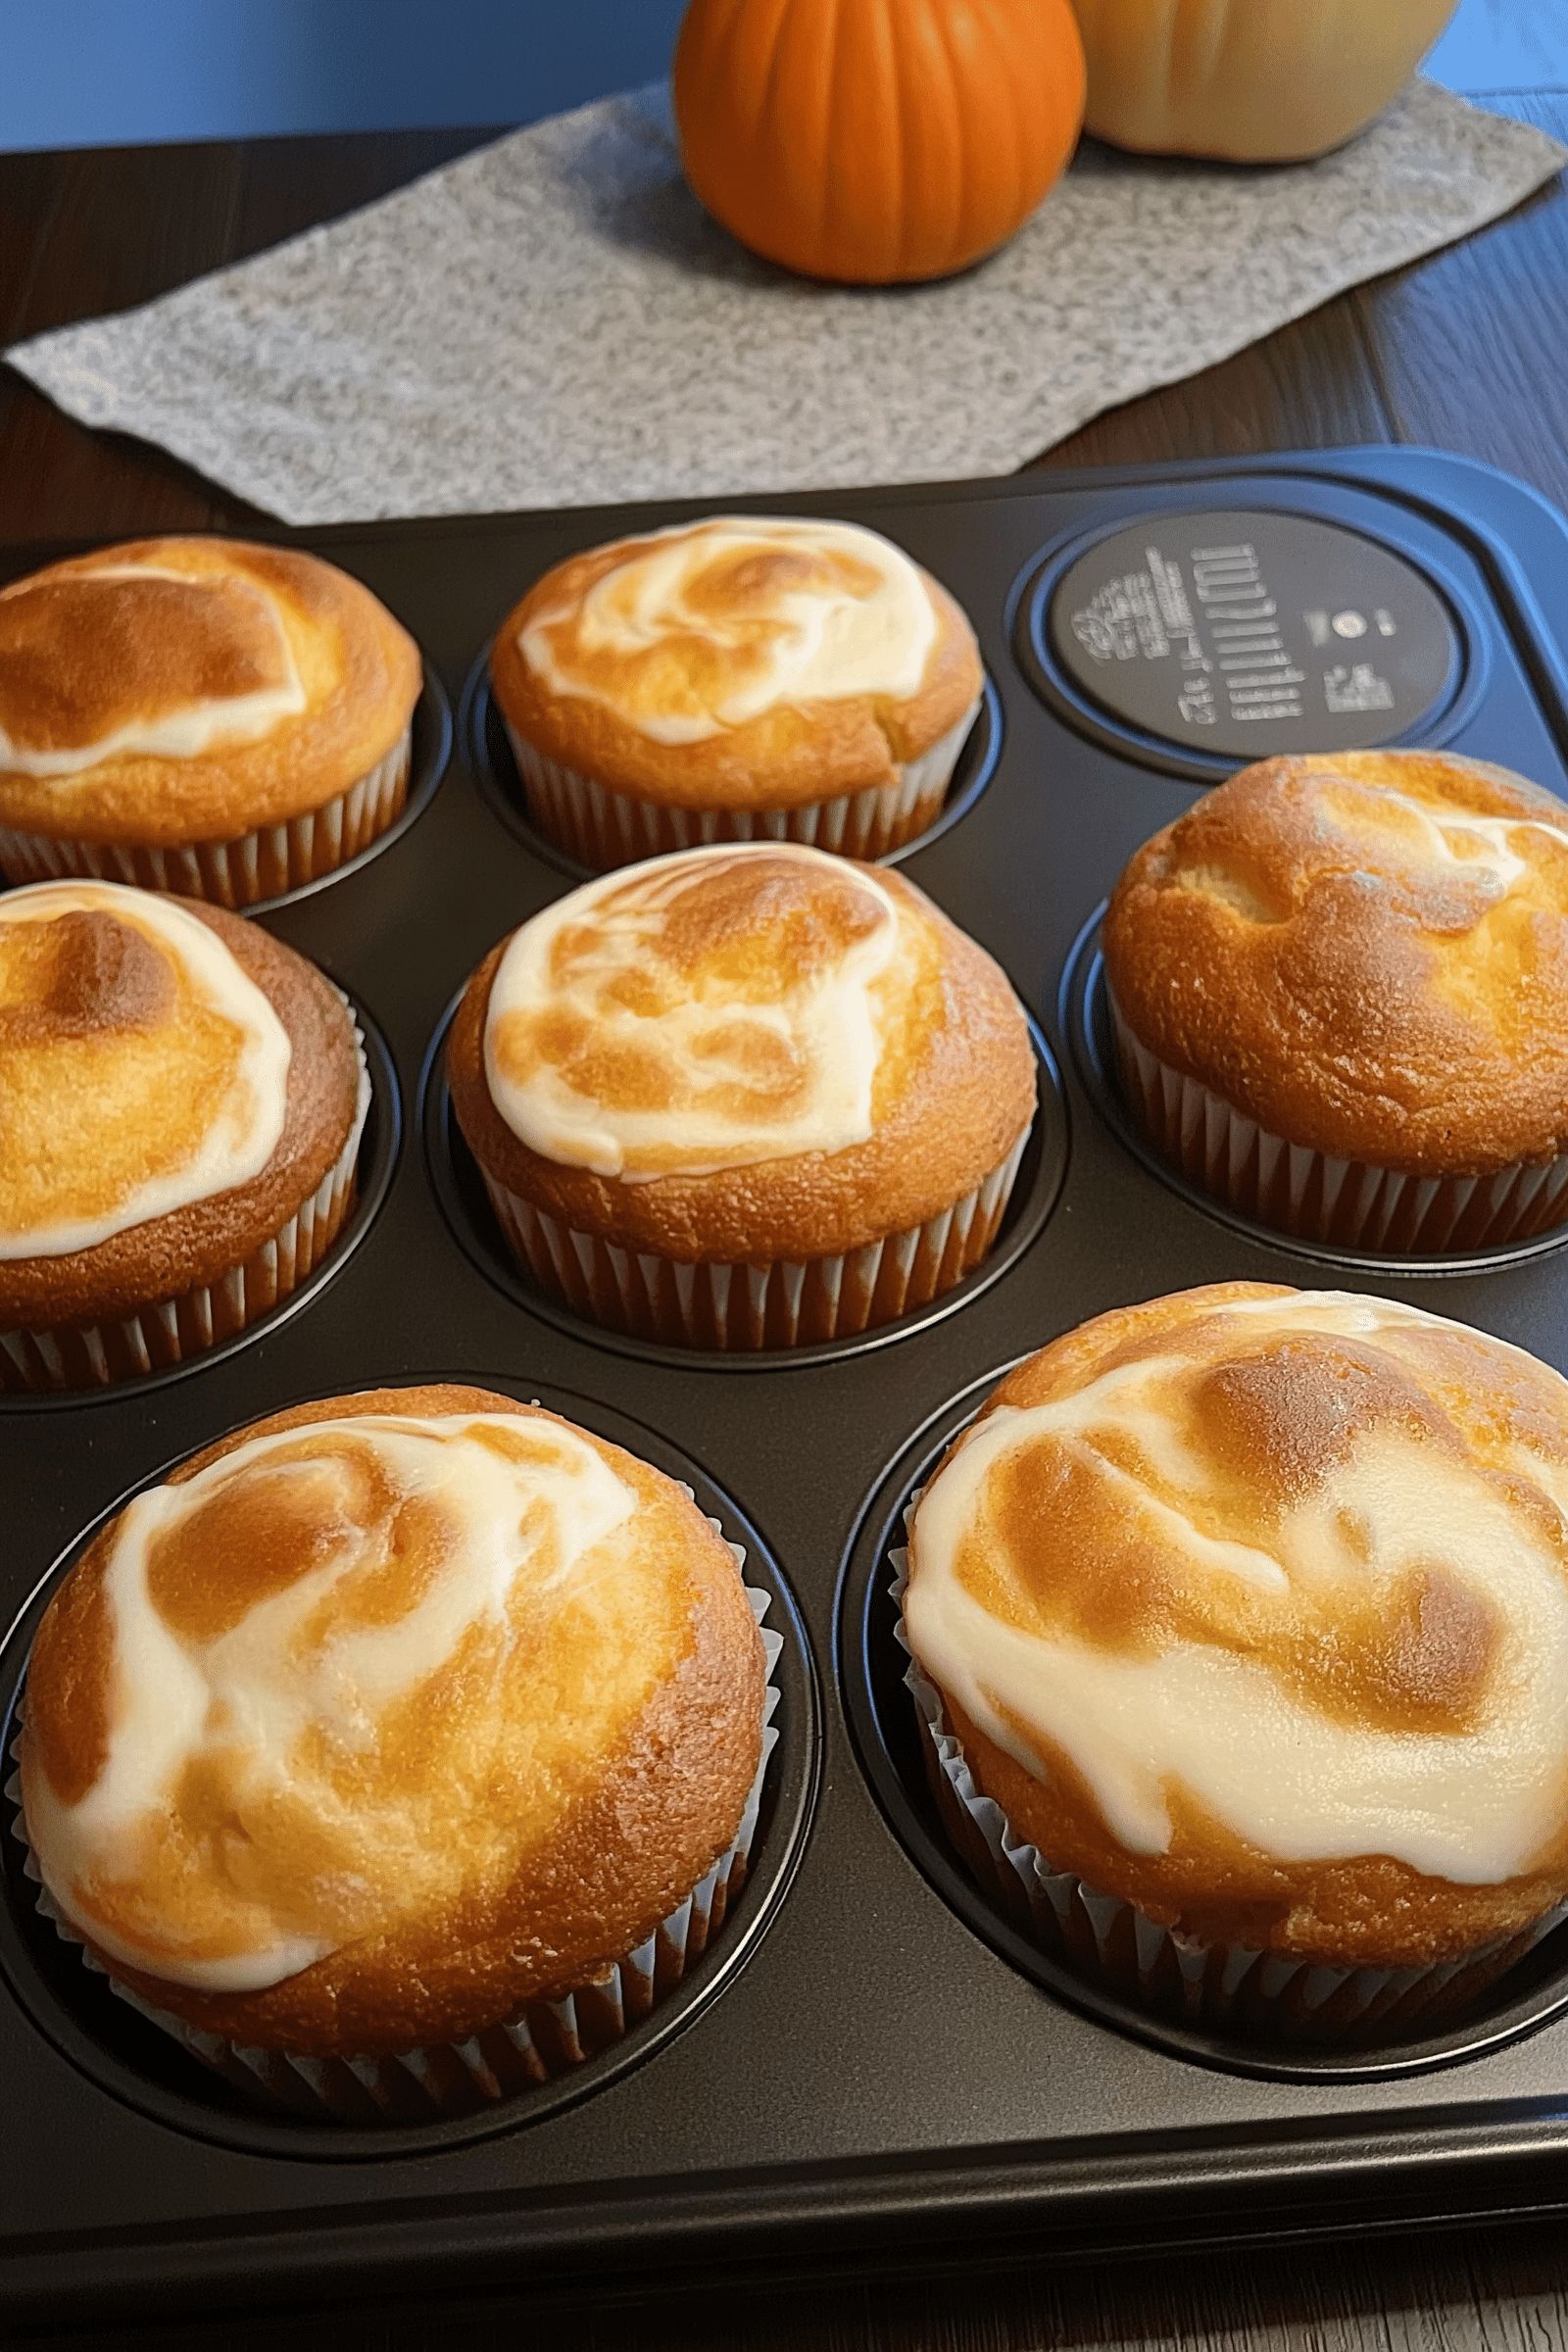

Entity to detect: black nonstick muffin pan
[7,447,1568,2328]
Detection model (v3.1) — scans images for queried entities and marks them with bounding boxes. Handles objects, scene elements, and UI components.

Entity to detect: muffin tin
[7,446,1568,2326]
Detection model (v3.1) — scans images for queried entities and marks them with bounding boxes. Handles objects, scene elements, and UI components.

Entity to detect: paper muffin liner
[0,724,412,909]
[1109,989,1568,1254]
[0,1022,371,1395]
[503,700,978,873]
[479,1125,1028,1350]
[890,1530,1568,2046]
[8,1539,784,2124]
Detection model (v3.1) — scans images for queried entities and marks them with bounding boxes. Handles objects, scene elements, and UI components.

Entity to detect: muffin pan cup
[841,1372,1568,2090]
[0,725,413,909]
[1063,914,1568,1280]
[888,1536,1568,2049]
[9,1570,786,2124]
[477,1126,1030,1351]
[13,449,1568,2325]
[1107,979,1568,1253]
[24,1792,761,2119]
[423,1001,1066,1370]
[1,1377,817,2163]
[503,699,978,871]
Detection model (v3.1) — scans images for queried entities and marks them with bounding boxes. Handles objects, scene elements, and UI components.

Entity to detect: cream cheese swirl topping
[906,1292,1568,1886]
[0,881,290,1257]
[484,843,905,1180]
[24,1412,637,1992]
[1312,777,1568,906]
[0,564,307,777]
[518,517,938,744]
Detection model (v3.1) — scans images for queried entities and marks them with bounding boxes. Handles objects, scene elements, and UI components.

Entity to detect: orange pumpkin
[673,0,1088,285]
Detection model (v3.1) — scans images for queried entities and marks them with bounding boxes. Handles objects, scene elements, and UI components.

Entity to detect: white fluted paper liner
[502,700,978,874]
[480,1124,1028,1350]
[0,1020,371,1395]
[0,722,413,908]
[890,1527,1568,2045]
[1109,989,1568,1255]
[8,1538,782,2122]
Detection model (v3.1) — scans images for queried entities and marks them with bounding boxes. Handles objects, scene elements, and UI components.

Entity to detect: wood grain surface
[0,127,498,546]
[1036,88,1568,509]
[4,40,1568,2352]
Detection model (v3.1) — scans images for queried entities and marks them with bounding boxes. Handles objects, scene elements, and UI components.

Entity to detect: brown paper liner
[480,1127,1029,1349]
[504,701,978,872]
[9,1558,784,2122]
[1109,989,1568,1253]
[0,1025,371,1395]
[0,725,412,908]
[891,1537,1568,2046]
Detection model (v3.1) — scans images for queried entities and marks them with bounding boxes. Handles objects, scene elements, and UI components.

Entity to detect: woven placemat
[8,78,1562,523]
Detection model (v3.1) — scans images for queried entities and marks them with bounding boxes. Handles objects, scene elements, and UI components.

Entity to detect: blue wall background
[0,1,689,151]
[0,0,1552,155]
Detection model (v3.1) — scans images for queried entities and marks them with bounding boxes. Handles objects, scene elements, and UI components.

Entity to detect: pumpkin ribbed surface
[673,0,1086,284]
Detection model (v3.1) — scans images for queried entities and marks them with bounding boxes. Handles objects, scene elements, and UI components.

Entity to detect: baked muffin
[490,514,983,870]
[0,879,368,1391]
[17,1385,775,2119]
[901,1283,1568,2042]
[1102,750,1568,1252]
[0,537,423,906]
[445,842,1037,1348]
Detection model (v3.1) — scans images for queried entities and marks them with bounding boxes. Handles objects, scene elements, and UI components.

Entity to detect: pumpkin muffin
[445,841,1037,1348]
[489,514,983,869]
[900,1283,1568,2042]
[1103,750,1568,1252]
[0,537,423,906]
[17,1384,775,2119]
[0,879,368,1391]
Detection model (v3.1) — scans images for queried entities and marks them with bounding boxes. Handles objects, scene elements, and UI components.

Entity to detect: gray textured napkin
[9,77,1562,524]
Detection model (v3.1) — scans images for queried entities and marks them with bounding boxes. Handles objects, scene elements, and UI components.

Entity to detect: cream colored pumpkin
[1068,0,1457,161]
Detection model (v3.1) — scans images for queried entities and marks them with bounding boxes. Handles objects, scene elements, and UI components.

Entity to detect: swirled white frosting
[1314,778,1568,900]
[484,842,904,1181]
[27,1412,637,1991]
[0,564,307,777]
[518,517,938,744]
[0,880,291,1257]
[905,1292,1568,1886]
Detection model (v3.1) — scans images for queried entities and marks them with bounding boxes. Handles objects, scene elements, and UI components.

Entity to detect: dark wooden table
[6,47,1568,2352]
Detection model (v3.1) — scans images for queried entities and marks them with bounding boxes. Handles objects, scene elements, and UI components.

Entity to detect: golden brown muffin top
[0,538,421,843]
[906,1283,1568,1964]
[0,884,362,1328]
[448,844,1037,1262]
[20,1385,767,2055]
[1103,751,1568,1175]
[491,516,982,809]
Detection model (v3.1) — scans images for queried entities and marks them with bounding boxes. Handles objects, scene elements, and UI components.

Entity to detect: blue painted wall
[1423,3,1568,93]
[0,0,1554,156]
[0,0,688,152]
